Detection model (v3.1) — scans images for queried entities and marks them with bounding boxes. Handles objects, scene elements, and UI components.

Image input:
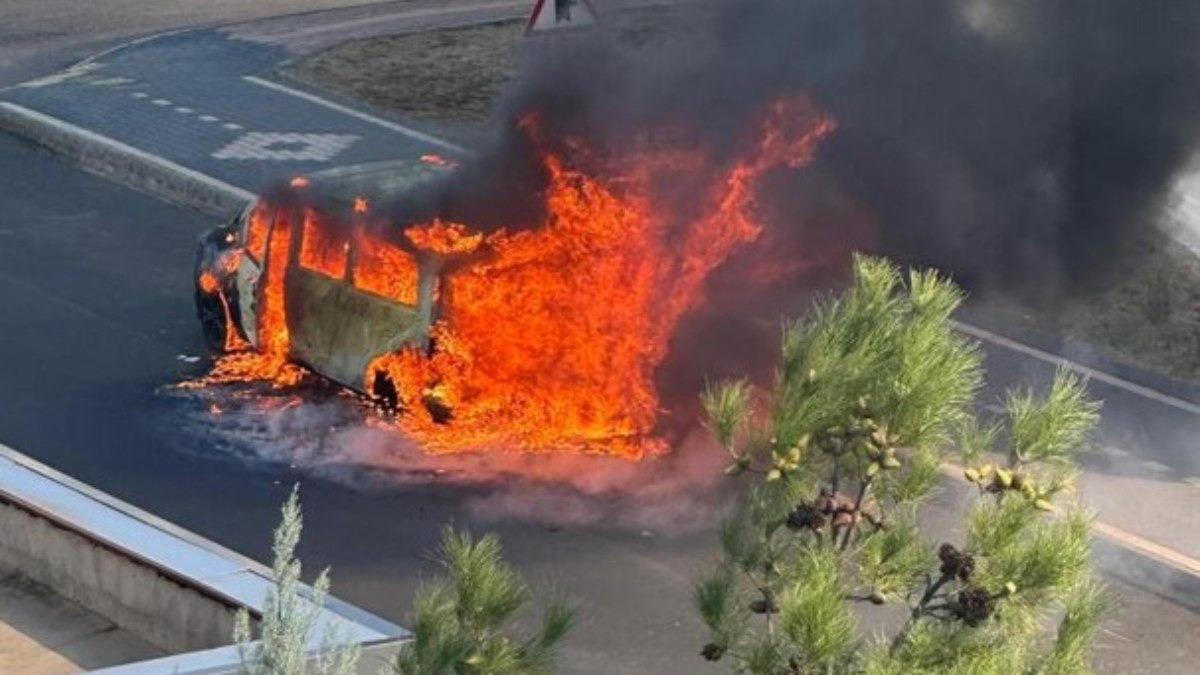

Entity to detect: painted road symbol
[212,132,360,161]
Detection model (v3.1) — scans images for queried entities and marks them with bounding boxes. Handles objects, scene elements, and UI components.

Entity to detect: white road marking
[1099,446,1131,458]
[222,123,243,131]
[17,62,104,89]
[212,132,359,161]
[130,92,148,99]
[1141,460,1173,473]
[198,115,218,123]
[243,75,466,154]
[952,320,1200,418]
[174,107,194,114]
[89,77,134,87]
[151,98,171,106]
[0,102,255,204]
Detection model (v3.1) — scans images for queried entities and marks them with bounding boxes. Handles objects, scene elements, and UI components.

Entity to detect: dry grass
[283,7,685,124]
[970,228,1200,382]
[285,20,524,123]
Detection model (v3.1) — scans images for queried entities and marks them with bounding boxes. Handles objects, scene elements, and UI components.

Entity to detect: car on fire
[193,159,460,412]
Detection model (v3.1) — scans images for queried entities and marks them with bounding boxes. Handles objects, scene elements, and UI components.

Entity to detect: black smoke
[390,0,1200,300]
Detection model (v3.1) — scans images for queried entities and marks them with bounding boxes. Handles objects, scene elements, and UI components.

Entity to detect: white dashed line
[198,115,218,123]
[1141,460,1173,473]
[151,99,171,106]
[1099,446,1130,458]
[0,102,255,204]
[89,77,134,87]
[174,107,194,114]
[130,92,148,99]
[243,75,466,154]
[222,123,243,131]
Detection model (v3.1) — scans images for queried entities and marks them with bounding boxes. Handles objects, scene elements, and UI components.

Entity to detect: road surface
[0,0,398,87]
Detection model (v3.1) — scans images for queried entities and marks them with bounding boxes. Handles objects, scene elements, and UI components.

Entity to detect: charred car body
[193,160,460,413]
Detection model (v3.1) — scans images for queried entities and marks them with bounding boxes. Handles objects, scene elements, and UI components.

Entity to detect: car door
[283,208,433,390]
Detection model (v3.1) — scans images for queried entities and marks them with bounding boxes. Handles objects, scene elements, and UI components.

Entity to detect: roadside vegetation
[235,487,361,675]
[390,528,575,675]
[235,490,574,675]
[696,255,1107,674]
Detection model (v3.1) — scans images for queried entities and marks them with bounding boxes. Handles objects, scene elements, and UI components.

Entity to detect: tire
[195,286,227,353]
[371,370,400,414]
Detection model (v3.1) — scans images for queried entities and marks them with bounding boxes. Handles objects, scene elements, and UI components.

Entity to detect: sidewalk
[0,0,529,215]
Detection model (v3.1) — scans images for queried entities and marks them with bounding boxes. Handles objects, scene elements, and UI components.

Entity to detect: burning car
[193,159,459,415]
[193,100,835,457]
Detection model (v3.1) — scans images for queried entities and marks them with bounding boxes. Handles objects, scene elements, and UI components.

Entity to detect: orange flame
[195,205,302,387]
[354,227,421,306]
[369,97,835,457]
[406,219,483,255]
[421,153,456,167]
[197,97,835,458]
[198,270,220,294]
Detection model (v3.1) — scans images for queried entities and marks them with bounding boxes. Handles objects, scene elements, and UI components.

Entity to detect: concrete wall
[0,497,241,654]
[0,443,404,675]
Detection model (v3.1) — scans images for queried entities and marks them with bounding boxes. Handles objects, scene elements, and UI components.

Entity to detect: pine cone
[937,544,976,581]
[786,503,826,531]
[954,586,994,627]
[701,643,725,661]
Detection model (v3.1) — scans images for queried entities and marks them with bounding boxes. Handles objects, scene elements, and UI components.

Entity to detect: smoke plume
[395,0,1200,298]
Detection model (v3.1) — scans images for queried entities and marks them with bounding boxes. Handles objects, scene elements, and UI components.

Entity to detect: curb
[0,101,253,219]
[0,442,406,674]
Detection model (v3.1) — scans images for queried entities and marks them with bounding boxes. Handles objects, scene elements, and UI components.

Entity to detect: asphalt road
[0,0,397,87]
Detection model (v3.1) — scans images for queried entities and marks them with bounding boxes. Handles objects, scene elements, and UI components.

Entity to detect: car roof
[304,159,452,205]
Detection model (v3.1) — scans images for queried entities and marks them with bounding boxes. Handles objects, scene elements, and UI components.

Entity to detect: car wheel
[372,370,400,414]
[195,287,227,353]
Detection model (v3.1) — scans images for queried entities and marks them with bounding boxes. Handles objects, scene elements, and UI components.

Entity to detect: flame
[420,153,456,167]
[406,219,483,255]
[369,97,835,457]
[353,228,421,306]
[197,97,835,458]
[195,205,302,387]
[300,208,348,279]
[198,270,220,294]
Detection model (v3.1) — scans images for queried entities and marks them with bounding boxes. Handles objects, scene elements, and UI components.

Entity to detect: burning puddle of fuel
[162,378,735,532]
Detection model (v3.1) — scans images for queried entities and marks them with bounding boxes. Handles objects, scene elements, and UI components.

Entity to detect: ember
[420,153,457,167]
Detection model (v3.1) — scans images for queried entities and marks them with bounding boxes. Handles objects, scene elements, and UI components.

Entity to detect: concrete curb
[0,442,405,674]
[0,101,253,219]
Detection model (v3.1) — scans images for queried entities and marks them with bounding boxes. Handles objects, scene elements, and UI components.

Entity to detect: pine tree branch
[838,476,874,551]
